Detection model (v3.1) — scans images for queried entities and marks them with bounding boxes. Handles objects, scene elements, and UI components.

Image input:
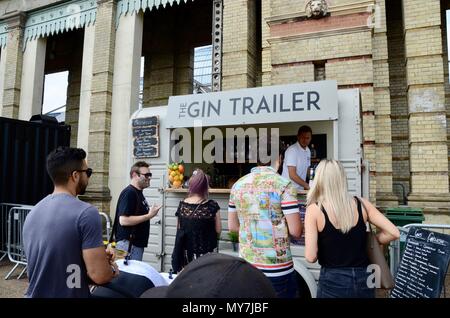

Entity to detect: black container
[0,116,71,205]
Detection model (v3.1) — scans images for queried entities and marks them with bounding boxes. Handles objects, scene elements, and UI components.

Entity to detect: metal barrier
[389,223,450,297]
[1,203,29,262]
[99,212,111,242]
[6,206,33,280]
[2,202,113,280]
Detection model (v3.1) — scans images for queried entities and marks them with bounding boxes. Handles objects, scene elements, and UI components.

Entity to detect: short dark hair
[297,125,312,136]
[47,147,87,185]
[130,161,150,178]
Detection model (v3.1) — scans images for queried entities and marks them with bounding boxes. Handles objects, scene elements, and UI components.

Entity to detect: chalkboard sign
[391,227,450,298]
[132,116,159,158]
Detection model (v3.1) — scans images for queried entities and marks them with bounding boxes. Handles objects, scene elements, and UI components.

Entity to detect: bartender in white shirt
[281,125,312,191]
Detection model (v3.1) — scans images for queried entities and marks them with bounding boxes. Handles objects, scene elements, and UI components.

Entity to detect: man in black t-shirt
[116,161,161,261]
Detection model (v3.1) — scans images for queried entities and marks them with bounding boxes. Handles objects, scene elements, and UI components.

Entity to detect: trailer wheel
[295,271,312,299]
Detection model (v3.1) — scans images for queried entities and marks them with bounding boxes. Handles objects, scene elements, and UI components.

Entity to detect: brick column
[66,65,82,147]
[0,48,7,117]
[261,0,271,86]
[77,24,96,152]
[143,13,175,107]
[174,10,193,96]
[1,12,25,119]
[403,0,450,213]
[174,49,194,96]
[80,0,116,213]
[372,0,397,208]
[443,5,450,220]
[222,0,257,90]
[144,50,175,107]
[387,4,410,206]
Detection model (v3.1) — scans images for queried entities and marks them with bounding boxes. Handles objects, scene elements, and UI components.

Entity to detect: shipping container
[0,116,71,205]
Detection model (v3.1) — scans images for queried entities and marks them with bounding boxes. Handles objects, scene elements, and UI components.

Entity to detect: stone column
[80,0,116,213]
[18,37,46,121]
[402,0,450,214]
[1,12,25,119]
[109,11,143,214]
[222,0,257,90]
[77,24,95,152]
[372,0,397,208]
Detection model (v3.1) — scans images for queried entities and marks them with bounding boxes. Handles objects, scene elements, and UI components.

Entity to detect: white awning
[116,0,192,27]
[166,80,339,128]
[23,0,97,50]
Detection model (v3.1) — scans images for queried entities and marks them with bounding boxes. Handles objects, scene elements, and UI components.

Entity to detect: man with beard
[23,147,119,297]
[115,161,161,261]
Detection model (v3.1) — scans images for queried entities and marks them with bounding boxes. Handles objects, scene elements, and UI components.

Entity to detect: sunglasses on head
[74,168,93,178]
[137,172,152,178]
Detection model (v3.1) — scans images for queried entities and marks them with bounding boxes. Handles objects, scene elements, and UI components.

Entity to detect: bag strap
[183,199,206,216]
[354,196,373,233]
[192,199,206,214]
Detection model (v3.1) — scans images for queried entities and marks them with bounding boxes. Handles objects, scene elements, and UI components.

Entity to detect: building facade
[0,0,449,223]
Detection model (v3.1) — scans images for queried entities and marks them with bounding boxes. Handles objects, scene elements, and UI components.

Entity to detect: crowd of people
[22,124,400,298]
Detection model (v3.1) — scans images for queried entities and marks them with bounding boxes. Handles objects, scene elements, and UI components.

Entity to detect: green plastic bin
[385,207,425,227]
[385,207,424,256]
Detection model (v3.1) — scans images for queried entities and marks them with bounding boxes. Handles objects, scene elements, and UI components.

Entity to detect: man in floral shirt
[228,156,302,298]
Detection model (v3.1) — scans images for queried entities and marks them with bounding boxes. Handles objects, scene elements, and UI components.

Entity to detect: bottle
[309,167,315,188]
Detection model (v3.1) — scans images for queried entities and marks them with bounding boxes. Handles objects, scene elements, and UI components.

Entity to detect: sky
[42,71,68,114]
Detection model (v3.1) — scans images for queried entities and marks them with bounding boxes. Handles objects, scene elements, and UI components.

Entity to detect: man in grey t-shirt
[23,147,119,297]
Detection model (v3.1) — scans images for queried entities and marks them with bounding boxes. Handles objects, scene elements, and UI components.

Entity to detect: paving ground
[0,258,28,298]
[0,256,448,298]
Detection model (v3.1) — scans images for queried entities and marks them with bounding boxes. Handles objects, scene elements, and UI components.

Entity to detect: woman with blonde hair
[304,159,399,298]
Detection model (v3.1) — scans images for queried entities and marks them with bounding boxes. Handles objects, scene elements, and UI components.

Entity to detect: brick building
[0,0,449,224]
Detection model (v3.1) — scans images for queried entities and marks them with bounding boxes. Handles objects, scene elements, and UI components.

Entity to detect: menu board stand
[132,116,159,158]
[390,227,450,298]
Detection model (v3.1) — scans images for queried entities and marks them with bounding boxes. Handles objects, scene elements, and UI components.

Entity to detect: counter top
[165,188,232,194]
[165,188,308,195]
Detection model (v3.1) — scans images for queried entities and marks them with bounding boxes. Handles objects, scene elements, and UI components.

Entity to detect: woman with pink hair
[171,169,221,273]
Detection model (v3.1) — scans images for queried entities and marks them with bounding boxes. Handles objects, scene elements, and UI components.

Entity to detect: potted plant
[228,231,239,252]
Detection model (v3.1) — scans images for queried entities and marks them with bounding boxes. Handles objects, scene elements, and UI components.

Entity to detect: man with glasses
[115,161,161,261]
[23,147,119,297]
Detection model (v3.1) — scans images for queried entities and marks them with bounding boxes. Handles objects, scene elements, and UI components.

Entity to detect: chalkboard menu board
[391,227,450,298]
[132,116,159,158]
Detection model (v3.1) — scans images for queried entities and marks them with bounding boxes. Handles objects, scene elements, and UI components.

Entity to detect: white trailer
[127,81,367,298]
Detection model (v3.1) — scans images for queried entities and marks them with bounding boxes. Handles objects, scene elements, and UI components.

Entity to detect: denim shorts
[116,240,144,261]
[317,267,375,298]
